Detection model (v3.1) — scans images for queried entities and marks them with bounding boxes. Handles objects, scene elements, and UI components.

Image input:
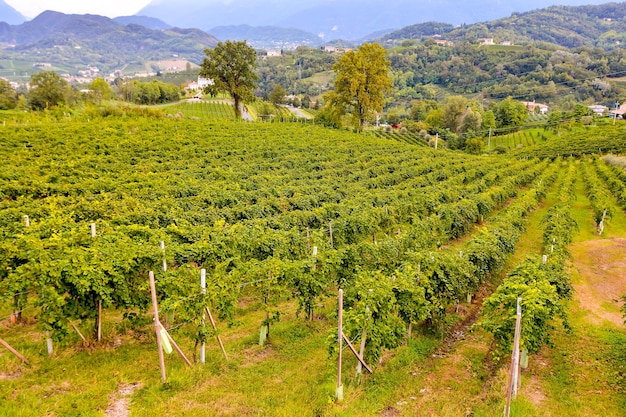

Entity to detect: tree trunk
[233,95,242,119]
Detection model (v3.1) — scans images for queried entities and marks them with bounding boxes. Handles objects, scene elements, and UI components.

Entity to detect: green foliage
[481,258,569,358]
[117,79,180,105]
[85,78,115,104]
[327,43,392,129]
[516,125,626,159]
[200,41,258,119]
[28,71,71,110]
[494,96,529,128]
[268,84,287,105]
[0,79,18,110]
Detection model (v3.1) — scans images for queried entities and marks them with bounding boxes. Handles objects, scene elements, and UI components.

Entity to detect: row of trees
[0,71,183,112]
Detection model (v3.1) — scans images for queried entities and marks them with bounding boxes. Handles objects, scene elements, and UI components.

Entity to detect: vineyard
[1,113,625,416]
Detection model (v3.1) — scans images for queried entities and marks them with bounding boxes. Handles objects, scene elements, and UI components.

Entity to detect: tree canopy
[0,79,17,110]
[326,43,392,129]
[200,40,258,119]
[28,71,71,110]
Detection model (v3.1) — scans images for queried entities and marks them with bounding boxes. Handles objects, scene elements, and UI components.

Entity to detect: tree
[200,41,258,119]
[327,43,391,129]
[442,95,468,132]
[268,84,287,105]
[86,78,114,104]
[28,71,70,110]
[0,79,17,110]
[458,107,482,134]
[494,97,528,128]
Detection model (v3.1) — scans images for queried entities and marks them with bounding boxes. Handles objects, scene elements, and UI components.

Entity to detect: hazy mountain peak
[0,0,27,24]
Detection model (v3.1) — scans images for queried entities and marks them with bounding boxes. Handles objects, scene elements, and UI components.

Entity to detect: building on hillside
[478,38,494,45]
[434,39,454,46]
[266,50,282,57]
[588,105,608,116]
[608,103,626,119]
[322,45,341,53]
[521,100,549,115]
[500,40,514,46]
[197,77,213,89]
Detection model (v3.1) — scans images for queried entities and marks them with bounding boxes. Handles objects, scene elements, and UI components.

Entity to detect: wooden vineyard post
[149,271,167,382]
[336,288,344,402]
[204,306,229,361]
[0,336,29,364]
[542,255,548,264]
[200,269,206,364]
[23,214,30,227]
[504,297,522,417]
[355,303,370,383]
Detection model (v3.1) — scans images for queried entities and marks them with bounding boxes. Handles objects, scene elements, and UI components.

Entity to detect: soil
[570,238,626,326]
[104,382,142,417]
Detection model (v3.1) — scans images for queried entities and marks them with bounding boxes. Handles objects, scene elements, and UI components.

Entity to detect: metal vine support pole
[512,298,522,396]
[149,271,167,382]
[336,288,344,402]
[504,297,522,417]
[160,241,167,272]
[90,222,102,342]
[200,269,206,364]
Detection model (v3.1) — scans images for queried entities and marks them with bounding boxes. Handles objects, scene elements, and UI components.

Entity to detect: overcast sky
[5,0,153,18]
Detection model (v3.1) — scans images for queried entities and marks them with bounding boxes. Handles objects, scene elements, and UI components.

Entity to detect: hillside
[113,15,172,30]
[0,11,219,77]
[383,2,626,49]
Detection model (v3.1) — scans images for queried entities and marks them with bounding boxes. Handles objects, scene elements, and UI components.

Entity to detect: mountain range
[0,0,25,25]
[0,1,625,82]
[0,11,217,78]
[382,2,626,49]
[137,0,616,41]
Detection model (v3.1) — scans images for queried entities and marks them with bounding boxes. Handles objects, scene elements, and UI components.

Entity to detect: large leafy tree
[494,96,528,128]
[28,71,70,110]
[200,40,258,119]
[327,43,392,129]
[0,79,17,110]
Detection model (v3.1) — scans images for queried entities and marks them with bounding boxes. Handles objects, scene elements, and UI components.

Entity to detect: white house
[197,77,213,89]
[588,105,608,116]
[266,50,282,57]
